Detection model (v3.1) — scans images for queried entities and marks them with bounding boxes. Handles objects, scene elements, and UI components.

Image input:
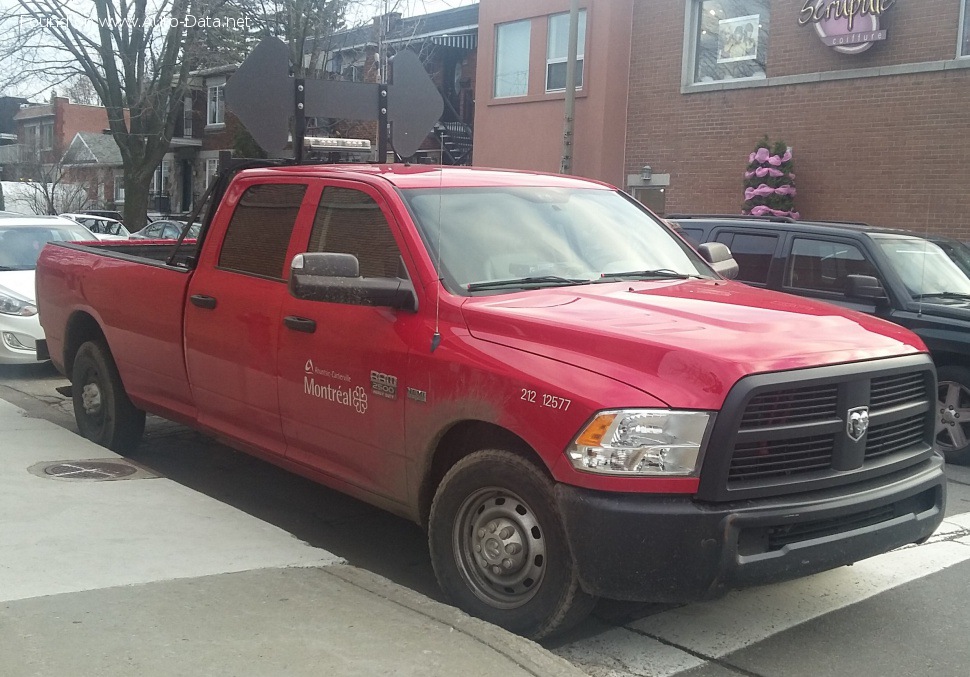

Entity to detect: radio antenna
[917,195,930,318]
[431,144,444,353]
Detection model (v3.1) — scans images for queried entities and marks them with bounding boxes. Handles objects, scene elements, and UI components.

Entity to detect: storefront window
[691,0,769,84]
[494,20,531,98]
[961,0,970,57]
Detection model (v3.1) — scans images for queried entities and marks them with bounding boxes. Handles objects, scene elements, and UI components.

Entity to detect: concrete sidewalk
[0,398,586,677]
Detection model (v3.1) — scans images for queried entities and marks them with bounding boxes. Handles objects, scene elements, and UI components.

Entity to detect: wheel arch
[418,420,550,529]
[63,311,107,381]
[931,350,968,371]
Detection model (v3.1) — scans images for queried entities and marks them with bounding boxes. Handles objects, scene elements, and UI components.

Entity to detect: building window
[113,171,125,204]
[494,20,531,98]
[151,160,170,195]
[961,0,970,57]
[183,96,193,137]
[205,158,219,189]
[691,0,769,85]
[39,123,53,151]
[207,84,225,126]
[546,10,586,92]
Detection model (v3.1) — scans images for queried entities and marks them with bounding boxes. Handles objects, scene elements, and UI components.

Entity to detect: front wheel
[937,365,970,464]
[428,450,596,639]
[72,340,145,453]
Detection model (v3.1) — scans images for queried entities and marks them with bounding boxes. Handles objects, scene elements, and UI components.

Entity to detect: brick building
[12,96,112,165]
[474,0,970,241]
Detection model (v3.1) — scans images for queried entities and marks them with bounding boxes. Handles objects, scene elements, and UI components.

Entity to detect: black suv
[669,215,970,463]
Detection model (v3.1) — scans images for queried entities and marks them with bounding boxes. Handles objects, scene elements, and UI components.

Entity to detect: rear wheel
[937,365,970,464]
[428,450,596,639]
[72,340,145,453]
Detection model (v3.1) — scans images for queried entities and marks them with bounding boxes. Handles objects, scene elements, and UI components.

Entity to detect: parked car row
[668,214,970,464]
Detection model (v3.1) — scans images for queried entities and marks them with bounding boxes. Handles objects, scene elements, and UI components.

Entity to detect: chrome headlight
[0,286,37,317]
[567,409,713,476]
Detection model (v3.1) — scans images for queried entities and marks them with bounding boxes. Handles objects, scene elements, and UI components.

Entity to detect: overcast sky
[1,0,479,99]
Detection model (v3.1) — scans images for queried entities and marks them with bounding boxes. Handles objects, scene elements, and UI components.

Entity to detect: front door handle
[190,294,217,310]
[284,316,317,333]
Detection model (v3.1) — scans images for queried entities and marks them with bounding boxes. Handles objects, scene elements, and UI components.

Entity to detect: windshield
[402,187,712,294]
[0,224,95,270]
[873,235,970,298]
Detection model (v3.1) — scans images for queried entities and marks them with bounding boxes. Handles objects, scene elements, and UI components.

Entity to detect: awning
[430,32,477,50]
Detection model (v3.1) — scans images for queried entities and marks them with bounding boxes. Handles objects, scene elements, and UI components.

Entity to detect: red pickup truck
[36,163,945,639]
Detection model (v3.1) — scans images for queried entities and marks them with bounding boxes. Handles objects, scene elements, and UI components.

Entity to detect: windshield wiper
[598,268,699,281]
[913,291,970,301]
[466,275,592,292]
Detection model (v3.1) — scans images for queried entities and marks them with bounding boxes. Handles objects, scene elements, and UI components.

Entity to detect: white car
[60,213,130,240]
[0,216,98,364]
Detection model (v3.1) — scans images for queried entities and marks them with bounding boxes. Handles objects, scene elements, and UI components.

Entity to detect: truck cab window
[714,231,777,285]
[218,183,308,279]
[308,187,405,279]
[786,238,879,294]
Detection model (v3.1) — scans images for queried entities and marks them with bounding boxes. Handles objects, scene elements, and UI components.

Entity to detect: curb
[325,564,589,677]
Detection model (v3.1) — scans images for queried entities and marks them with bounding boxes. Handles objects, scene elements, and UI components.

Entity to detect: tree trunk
[122,171,152,231]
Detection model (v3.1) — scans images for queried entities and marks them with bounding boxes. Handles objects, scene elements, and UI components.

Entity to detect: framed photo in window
[717,14,760,63]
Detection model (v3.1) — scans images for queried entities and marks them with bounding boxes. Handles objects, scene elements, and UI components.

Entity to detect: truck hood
[461,279,925,410]
[0,269,36,302]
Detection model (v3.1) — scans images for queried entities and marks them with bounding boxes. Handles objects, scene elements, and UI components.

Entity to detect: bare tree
[1,1,351,226]
[2,1,224,229]
[5,141,100,215]
[64,73,100,106]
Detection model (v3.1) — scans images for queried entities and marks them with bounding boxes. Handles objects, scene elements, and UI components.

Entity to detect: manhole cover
[28,459,159,482]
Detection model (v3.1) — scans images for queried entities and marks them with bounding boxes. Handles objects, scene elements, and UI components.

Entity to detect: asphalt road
[4,360,970,677]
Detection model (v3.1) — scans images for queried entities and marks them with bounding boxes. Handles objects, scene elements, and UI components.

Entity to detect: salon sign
[799,0,895,54]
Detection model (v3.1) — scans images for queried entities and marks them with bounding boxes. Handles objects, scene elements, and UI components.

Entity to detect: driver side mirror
[289,252,418,312]
[845,274,889,307]
[697,242,739,280]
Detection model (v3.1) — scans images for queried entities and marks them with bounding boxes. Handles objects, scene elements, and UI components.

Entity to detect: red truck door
[184,181,315,455]
[277,183,419,504]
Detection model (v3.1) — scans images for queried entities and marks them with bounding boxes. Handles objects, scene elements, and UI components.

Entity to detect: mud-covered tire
[937,365,970,464]
[428,450,596,640]
[72,340,145,453]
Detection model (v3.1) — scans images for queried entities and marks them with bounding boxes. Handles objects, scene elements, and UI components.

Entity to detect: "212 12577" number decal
[520,389,571,411]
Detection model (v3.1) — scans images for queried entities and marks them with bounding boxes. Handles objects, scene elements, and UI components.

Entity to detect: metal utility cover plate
[28,459,159,482]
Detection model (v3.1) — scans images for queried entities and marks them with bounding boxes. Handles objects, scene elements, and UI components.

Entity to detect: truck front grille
[696,355,937,502]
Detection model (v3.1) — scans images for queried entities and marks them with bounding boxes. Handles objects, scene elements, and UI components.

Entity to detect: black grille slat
[740,385,839,428]
[729,436,834,479]
[766,505,896,550]
[870,373,926,409]
[865,415,926,459]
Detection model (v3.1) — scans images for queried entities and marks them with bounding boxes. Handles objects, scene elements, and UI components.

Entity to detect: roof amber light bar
[304,137,372,152]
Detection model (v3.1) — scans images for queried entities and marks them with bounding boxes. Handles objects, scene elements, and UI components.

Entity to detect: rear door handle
[284,316,317,333]
[190,294,217,310]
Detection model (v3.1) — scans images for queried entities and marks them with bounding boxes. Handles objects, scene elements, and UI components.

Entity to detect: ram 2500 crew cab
[35,164,946,639]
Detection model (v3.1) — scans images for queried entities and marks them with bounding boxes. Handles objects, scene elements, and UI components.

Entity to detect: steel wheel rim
[452,486,546,609]
[937,379,970,452]
[78,365,106,428]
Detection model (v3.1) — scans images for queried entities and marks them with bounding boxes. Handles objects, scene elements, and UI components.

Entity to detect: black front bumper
[556,456,945,602]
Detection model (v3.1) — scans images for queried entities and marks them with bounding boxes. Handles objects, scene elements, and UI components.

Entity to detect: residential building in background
[473,0,970,241]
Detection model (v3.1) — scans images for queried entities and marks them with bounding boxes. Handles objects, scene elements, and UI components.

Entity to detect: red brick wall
[56,98,111,151]
[627,0,970,241]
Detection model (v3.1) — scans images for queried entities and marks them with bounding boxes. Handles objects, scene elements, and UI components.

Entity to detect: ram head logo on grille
[847,406,870,442]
